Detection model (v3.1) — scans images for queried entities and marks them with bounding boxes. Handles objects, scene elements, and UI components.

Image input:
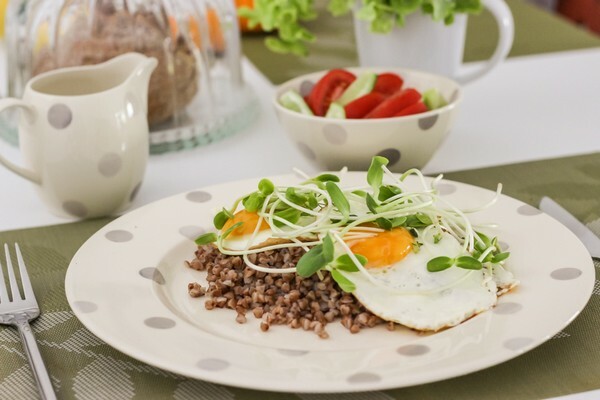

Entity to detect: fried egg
[220,210,274,251]
[343,228,517,331]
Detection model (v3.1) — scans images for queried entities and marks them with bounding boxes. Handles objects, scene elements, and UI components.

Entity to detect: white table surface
[0,45,599,400]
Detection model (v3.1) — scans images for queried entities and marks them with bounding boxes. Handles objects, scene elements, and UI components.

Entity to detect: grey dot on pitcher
[297,142,316,160]
[299,80,314,97]
[551,268,582,280]
[347,372,382,384]
[47,104,73,129]
[397,344,430,356]
[105,230,133,242]
[436,183,457,196]
[517,204,542,216]
[186,191,212,203]
[139,267,166,285]
[419,114,439,130]
[179,225,206,240]
[277,349,309,357]
[323,124,348,145]
[197,358,230,371]
[73,301,98,313]
[494,302,523,315]
[504,337,533,351]
[144,317,176,329]
[63,201,88,218]
[377,149,401,166]
[98,153,123,177]
[130,182,142,202]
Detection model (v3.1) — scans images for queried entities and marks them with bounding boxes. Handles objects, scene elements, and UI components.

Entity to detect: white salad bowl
[273,67,462,172]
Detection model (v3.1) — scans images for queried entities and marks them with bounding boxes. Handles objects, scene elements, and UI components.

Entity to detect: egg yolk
[347,227,414,268]
[222,210,270,237]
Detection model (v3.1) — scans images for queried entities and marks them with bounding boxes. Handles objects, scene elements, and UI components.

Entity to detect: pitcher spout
[103,53,158,110]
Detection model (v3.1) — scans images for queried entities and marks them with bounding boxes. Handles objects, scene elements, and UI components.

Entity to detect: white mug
[353,0,514,84]
[0,53,158,219]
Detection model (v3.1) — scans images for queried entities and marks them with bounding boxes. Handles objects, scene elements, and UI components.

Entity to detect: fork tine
[0,253,7,303]
[15,243,36,302]
[4,243,22,301]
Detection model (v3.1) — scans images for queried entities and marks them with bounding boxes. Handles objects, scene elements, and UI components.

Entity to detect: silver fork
[0,243,56,400]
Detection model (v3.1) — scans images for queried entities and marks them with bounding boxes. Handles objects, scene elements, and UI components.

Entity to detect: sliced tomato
[365,89,421,119]
[373,73,404,96]
[344,92,386,119]
[393,101,428,117]
[306,69,356,116]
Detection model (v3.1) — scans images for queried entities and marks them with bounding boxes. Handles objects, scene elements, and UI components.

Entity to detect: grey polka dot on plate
[518,204,542,216]
[419,114,439,130]
[297,142,317,160]
[197,358,230,371]
[299,80,314,97]
[139,267,166,284]
[504,337,534,351]
[130,182,142,202]
[397,344,430,356]
[73,301,98,313]
[551,268,582,280]
[436,183,457,196]
[47,104,73,129]
[144,317,176,329]
[98,153,123,177]
[493,302,522,315]
[186,191,212,203]
[277,349,309,357]
[105,230,133,242]
[179,226,206,240]
[347,372,382,384]
[323,124,348,145]
[63,201,88,218]
[377,149,401,166]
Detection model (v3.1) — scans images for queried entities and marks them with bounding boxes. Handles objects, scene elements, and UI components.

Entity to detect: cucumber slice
[325,102,346,119]
[336,72,377,106]
[279,90,314,115]
[423,89,448,110]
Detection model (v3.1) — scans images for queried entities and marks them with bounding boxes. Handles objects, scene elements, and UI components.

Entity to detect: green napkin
[1,153,599,399]
[241,0,600,84]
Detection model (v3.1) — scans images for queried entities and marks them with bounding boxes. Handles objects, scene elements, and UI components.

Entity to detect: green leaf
[335,253,367,272]
[367,156,389,192]
[322,234,335,262]
[326,181,350,219]
[433,233,442,244]
[285,187,307,206]
[195,232,217,245]
[416,213,433,225]
[352,190,368,198]
[366,193,379,214]
[315,173,340,183]
[258,179,275,195]
[307,193,319,209]
[455,256,483,270]
[213,209,230,230]
[273,207,301,227]
[243,193,266,212]
[427,256,455,272]
[296,236,335,277]
[328,0,354,16]
[376,217,393,231]
[391,216,407,227]
[378,184,403,202]
[491,252,510,263]
[331,269,356,292]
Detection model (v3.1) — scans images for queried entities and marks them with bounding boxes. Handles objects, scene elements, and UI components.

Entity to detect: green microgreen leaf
[455,256,483,270]
[391,216,407,227]
[376,217,393,231]
[194,232,217,245]
[427,256,454,272]
[326,181,350,220]
[273,207,301,227]
[285,187,307,206]
[335,253,367,272]
[475,231,492,252]
[433,233,442,244]
[258,179,275,195]
[322,234,335,261]
[307,193,319,209]
[315,173,340,183]
[213,209,231,230]
[365,193,379,214]
[378,184,403,202]
[296,235,335,277]
[367,156,389,193]
[352,190,368,198]
[491,252,510,263]
[331,269,356,293]
[416,213,433,225]
[243,193,266,212]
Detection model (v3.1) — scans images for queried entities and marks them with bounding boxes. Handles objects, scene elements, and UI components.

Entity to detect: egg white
[221,229,275,251]
[343,232,517,331]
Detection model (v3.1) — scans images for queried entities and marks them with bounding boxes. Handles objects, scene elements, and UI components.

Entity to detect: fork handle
[15,319,57,400]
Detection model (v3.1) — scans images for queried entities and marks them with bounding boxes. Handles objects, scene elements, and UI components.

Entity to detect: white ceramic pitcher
[0,53,158,219]
[353,0,514,84]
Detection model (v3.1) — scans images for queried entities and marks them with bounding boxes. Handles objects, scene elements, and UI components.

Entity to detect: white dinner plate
[65,172,595,393]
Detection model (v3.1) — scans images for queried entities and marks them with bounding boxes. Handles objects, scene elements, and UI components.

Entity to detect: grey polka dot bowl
[273,67,462,172]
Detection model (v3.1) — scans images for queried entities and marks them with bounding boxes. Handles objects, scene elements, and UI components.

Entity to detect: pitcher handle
[0,99,41,184]
[456,0,514,84]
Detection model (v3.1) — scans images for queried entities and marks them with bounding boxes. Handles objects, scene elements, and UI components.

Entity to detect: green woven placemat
[242,0,600,84]
[1,152,599,399]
